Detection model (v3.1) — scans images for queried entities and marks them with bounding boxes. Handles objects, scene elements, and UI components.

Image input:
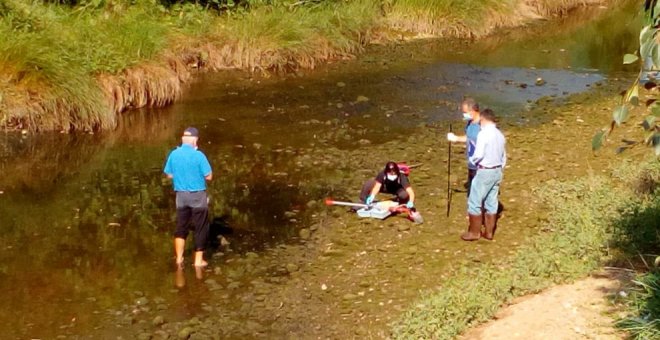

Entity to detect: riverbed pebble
[152,316,165,327]
[299,228,311,240]
[178,327,193,339]
[286,263,300,273]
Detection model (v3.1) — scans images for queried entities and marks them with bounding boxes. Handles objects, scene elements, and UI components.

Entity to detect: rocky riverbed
[83,81,650,339]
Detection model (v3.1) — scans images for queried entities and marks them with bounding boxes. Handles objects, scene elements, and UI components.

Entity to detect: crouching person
[360,161,416,209]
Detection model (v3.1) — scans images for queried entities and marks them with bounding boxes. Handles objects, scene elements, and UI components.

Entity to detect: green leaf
[652,104,660,117]
[592,130,606,151]
[625,86,639,106]
[654,133,660,156]
[623,54,639,64]
[612,105,630,126]
[642,115,657,130]
[640,26,657,58]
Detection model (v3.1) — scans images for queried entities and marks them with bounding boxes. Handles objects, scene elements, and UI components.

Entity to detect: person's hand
[365,195,374,205]
[406,201,414,209]
[447,133,458,142]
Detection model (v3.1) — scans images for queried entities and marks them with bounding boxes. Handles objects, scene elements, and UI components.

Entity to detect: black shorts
[174,191,209,251]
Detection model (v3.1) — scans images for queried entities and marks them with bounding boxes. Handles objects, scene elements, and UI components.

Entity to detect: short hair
[480,108,497,122]
[461,97,479,112]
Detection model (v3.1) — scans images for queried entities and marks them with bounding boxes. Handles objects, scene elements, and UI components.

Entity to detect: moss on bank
[0,0,607,131]
[391,160,659,339]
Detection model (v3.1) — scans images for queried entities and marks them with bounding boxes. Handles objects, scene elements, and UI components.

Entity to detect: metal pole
[446,123,452,217]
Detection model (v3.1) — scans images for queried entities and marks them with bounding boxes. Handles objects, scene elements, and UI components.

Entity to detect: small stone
[285,263,299,273]
[136,297,149,306]
[299,228,311,240]
[245,252,258,259]
[178,327,193,339]
[306,200,317,208]
[342,293,357,301]
[321,283,328,291]
[397,224,411,232]
[336,82,346,87]
[356,95,369,102]
[137,333,152,340]
[535,77,546,86]
[152,316,165,327]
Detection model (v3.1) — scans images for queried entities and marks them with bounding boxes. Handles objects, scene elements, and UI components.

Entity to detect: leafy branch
[593,0,660,156]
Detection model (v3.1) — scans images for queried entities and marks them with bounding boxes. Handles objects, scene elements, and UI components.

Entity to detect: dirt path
[461,271,631,340]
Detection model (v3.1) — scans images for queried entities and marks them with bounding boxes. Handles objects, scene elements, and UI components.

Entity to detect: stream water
[0,2,641,338]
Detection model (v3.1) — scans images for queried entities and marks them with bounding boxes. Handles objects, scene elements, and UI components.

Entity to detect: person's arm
[447,133,467,143]
[164,155,174,179]
[200,154,213,181]
[502,142,507,170]
[469,132,486,166]
[369,181,382,198]
[406,187,415,204]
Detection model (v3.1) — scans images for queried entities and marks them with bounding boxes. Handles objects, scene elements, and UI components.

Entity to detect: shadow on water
[0,0,644,337]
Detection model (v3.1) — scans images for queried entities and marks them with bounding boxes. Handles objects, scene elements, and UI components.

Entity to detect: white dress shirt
[469,123,506,169]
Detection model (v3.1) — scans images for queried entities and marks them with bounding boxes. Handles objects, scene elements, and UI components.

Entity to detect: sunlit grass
[0,0,605,131]
[391,160,659,339]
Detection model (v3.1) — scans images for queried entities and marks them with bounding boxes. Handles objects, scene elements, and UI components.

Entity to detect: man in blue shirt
[447,98,480,195]
[164,127,213,267]
[462,109,506,241]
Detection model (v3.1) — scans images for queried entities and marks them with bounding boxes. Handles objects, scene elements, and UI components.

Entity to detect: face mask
[386,174,398,181]
[462,112,471,121]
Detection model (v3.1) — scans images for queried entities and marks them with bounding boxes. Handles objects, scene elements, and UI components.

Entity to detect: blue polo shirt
[163,144,212,192]
[465,120,481,170]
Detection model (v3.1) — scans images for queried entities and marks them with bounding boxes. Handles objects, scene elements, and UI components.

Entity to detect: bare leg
[175,237,185,266]
[174,265,185,288]
[193,251,208,267]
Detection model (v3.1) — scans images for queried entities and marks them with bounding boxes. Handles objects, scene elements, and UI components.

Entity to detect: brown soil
[461,270,632,340]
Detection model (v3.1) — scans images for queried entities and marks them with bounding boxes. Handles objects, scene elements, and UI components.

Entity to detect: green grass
[618,270,660,339]
[0,0,608,131]
[391,160,659,339]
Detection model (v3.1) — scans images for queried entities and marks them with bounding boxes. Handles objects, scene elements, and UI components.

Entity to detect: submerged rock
[285,263,300,273]
[152,315,165,327]
[299,228,311,240]
[178,327,193,339]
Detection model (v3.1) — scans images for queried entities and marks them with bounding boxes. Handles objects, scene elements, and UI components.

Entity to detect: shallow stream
[0,2,641,337]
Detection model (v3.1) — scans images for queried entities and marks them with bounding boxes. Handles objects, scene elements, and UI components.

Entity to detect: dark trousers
[359,179,410,203]
[174,191,209,251]
[466,168,477,197]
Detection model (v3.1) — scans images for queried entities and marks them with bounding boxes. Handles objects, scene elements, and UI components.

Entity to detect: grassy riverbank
[392,160,660,338]
[0,0,606,131]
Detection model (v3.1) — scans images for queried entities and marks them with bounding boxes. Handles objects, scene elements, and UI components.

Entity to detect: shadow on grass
[606,174,660,339]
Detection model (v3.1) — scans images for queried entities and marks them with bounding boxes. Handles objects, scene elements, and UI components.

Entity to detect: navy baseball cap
[183,127,199,137]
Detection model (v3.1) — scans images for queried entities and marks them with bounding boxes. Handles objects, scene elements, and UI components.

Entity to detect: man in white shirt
[461,109,506,241]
